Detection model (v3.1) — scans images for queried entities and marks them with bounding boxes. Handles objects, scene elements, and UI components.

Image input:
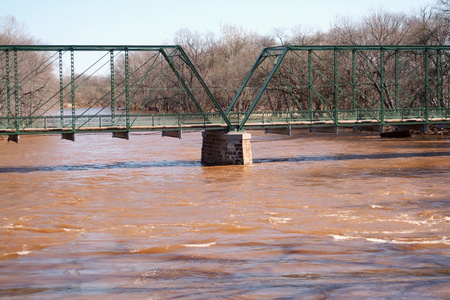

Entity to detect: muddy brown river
[0,129,449,299]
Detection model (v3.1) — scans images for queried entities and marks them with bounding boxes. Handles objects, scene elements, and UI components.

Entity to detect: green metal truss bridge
[1,45,449,141]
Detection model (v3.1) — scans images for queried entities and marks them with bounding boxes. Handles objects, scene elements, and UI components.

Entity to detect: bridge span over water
[1,45,449,164]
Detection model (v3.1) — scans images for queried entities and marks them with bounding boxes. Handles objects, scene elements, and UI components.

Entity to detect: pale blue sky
[2,0,437,45]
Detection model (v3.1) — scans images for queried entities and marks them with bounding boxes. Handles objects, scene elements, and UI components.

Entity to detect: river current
[0,129,449,299]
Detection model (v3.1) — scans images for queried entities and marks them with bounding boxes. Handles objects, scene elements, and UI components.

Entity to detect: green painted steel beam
[334,48,339,126]
[1,44,449,137]
[237,47,289,131]
[160,48,206,116]
[125,49,130,130]
[308,50,313,113]
[71,50,76,132]
[278,45,450,51]
[0,45,182,51]
[226,48,269,115]
[176,46,234,131]
[110,50,116,126]
[230,45,449,129]
[59,50,64,128]
[437,50,441,109]
[14,50,18,132]
[425,49,430,125]
[5,50,11,128]
[1,44,447,53]
[380,48,385,126]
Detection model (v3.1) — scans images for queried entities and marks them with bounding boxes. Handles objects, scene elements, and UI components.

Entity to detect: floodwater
[0,129,449,299]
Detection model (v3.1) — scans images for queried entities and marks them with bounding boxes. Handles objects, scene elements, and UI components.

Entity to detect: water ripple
[1,151,448,173]
[253,151,450,164]
[0,160,202,173]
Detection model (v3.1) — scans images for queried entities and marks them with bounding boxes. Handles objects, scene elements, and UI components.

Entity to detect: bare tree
[0,16,56,119]
[327,10,410,45]
[408,4,450,45]
[272,27,289,45]
[0,16,32,45]
[290,25,324,45]
[435,0,450,21]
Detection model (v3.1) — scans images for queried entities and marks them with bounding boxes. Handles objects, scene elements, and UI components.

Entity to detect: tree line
[173,2,449,113]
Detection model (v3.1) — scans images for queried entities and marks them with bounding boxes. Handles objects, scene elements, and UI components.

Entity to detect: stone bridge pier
[201,130,252,165]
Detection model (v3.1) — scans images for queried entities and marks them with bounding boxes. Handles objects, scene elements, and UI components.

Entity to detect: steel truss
[227,45,450,131]
[0,45,449,139]
[0,45,233,139]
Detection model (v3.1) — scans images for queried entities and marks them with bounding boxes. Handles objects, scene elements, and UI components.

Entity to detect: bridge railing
[1,106,448,134]
[229,107,450,127]
[0,112,230,133]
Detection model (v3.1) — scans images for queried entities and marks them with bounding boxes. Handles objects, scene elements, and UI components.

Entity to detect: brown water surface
[0,130,449,299]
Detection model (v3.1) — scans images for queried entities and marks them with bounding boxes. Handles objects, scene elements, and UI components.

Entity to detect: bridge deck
[2,117,448,135]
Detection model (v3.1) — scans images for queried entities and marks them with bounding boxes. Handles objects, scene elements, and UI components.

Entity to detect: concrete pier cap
[201,130,252,166]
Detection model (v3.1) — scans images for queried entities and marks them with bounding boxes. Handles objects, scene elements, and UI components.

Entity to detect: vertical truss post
[178,79,182,118]
[59,50,64,127]
[395,50,399,111]
[5,50,11,128]
[333,48,338,126]
[14,50,19,132]
[110,50,115,126]
[425,49,429,123]
[125,49,130,130]
[160,53,164,111]
[352,49,356,112]
[380,48,385,126]
[286,55,291,117]
[436,49,441,110]
[71,50,75,131]
[308,50,313,120]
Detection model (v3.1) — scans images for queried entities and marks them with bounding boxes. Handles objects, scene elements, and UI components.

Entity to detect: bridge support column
[112,131,129,140]
[201,130,252,166]
[7,134,19,143]
[61,132,75,141]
